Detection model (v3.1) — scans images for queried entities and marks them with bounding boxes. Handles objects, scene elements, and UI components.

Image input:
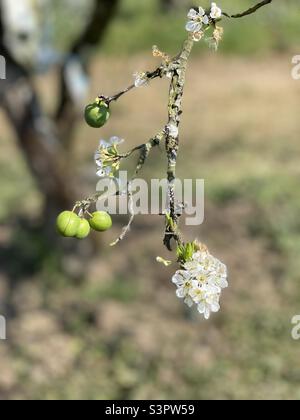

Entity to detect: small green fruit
[75,219,91,240]
[89,211,112,232]
[56,211,80,237]
[84,101,110,128]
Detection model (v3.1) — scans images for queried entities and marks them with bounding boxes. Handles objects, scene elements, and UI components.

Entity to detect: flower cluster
[95,136,124,178]
[172,245,228,320]
[186,3,222,42]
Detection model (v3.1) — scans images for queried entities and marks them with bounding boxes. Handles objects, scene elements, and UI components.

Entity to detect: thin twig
[105,67,164,104]
[110,184,135,247]
[223,0,272,19]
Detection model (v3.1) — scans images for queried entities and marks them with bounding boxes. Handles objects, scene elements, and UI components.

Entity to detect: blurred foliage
[99,0,300,55]
[45,0,300,56]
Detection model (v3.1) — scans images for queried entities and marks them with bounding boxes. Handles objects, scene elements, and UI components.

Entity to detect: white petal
[184,296,194,308]
[211,302,220,313]
[186,21,202,33]
[191,279,200,289]
[210,4,222,20]
[197,302,206,314]
[110,136,124,145]
[198,7,206,16]
[172,273,184,286]
[202,15,209,25]
[204,308,211,320]
[187,8,198,19]
[176,288,185,299]
[219,278,228,289]
[99,140,110,148]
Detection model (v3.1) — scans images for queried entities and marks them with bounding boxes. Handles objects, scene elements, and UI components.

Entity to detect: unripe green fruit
[84,101,110,128]
[56,211,80,237]
[89,211,112,232]
[75,219,91,240]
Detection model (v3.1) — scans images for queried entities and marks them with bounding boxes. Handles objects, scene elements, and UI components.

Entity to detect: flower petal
[184,296,194,308]
[204,308,211,320]
[187,8,198,19]
[198,7,206,16]
[176,288,185,299]
[186,21,202,33]
[172,273,184,286]
[197,302,206,314]
[202,15,209,25]
[99,140,110,148]
[211,302,220,313]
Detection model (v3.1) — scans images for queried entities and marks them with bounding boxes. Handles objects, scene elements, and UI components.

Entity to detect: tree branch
[73,0,275,251]
[105,67,164,104]
[164,36,194,251]
[223,0,273,19]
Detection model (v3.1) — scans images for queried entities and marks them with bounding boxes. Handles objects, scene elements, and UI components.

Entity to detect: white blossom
[99,136,124,149]
[210,2,222,20]
[95,136,124,178]
[186,4,223,40]
[186,7,209,34]
[172,249,228,320]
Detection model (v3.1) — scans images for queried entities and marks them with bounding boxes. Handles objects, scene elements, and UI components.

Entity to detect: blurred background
[1,0,300,400]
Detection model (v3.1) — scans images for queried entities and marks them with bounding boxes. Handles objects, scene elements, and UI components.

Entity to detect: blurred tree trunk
[56,0,120,149]
[0,0,120,231]
[0,5,73,226]
[0,67,76,226]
